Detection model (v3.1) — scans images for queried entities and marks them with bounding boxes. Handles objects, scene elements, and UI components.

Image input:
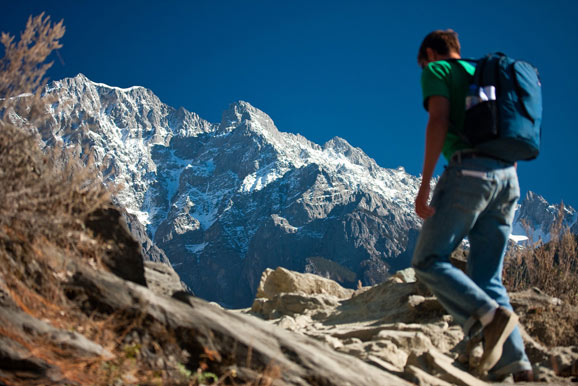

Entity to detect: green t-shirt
[421,60,476,160]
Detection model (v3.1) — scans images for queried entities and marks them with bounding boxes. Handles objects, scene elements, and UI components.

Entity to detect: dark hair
[417,29,461,64]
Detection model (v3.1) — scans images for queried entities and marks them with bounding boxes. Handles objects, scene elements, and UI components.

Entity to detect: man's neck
[437,52,461,61]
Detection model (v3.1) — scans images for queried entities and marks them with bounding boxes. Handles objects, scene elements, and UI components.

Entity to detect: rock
[123,211,171,264]
[3,233,576,386]
[304,256,358,286]
[247,267,578,385]
[405,364,454,386]
[0,294,113,385]
[255,267,354,300]
[0,335,69,384]
[511,288,578,350]
[144,261,190,297]
[84,207,146,286]
[419,348,488,386]
[251,292,340,320]
[550,346,578,377]
[326,276,445,325]
[0,304,113,360]
[520,327,552,365]
[63,264,412,386]
[392,267,417,283]
[510,287,563,311]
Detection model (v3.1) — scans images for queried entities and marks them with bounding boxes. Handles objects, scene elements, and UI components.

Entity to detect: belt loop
[452,150,462,164]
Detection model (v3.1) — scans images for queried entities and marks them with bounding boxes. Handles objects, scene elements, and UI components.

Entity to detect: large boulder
[63,263,411,385]
[251,267,356,320]
[255,267,354,300]
[84,207,146,286]
[144,260,191,297]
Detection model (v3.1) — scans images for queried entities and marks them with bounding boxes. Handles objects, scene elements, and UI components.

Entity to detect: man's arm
[415,96,450,219]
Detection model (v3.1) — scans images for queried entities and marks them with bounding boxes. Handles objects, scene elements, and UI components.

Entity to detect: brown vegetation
[502,205,578,348]
[0,14,280,386]
[503,204,578,306]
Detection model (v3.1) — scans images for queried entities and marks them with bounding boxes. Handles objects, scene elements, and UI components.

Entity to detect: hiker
[411,30,534,382]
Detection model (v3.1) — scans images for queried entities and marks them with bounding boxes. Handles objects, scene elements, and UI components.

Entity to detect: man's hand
[415,181,435,219]
[415,95,449,220]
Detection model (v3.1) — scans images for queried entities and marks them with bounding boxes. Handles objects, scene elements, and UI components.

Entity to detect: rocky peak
[513,191,577,242]
[523,191,549,208]
[323,136,377,170]
[48,73,151,103]
[323,136,355,153]
[217,100,279,136]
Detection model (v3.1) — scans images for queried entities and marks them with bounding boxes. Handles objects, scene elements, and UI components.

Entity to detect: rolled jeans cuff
[464,301,499,337]
[491,360,533,378]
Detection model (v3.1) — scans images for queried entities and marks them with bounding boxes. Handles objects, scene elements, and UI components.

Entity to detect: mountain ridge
[39,74,577,307]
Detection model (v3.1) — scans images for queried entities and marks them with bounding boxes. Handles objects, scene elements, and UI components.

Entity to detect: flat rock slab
[67,264,412,386]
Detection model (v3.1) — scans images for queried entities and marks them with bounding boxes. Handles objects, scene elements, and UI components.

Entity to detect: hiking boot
[477,307,519,374]
[513,369,534,382]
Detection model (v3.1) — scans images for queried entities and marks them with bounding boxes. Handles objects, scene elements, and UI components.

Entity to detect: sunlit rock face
[41,74,574,307]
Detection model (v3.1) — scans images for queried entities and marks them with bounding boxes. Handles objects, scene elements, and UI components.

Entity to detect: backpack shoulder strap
[445,58,478,73]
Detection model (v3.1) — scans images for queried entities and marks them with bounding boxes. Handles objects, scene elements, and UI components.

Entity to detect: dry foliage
[0,14,108,252]
[0,13,196,386]
[0,14,282,386]
[503,204,578,305]
[0,12,64,131]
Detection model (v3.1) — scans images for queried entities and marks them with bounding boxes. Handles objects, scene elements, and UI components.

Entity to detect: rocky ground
[243,267,578,385]
[1,208,576,385]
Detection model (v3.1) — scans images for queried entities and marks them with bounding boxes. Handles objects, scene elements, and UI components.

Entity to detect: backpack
[457,52,542,162]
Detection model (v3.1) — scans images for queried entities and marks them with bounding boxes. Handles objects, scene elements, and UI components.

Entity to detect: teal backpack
[457,52,542,162]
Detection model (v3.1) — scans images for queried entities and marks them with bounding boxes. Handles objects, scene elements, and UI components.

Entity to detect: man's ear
[425,47,438,62]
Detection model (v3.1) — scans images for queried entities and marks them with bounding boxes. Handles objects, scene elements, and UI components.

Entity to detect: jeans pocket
[499,179,520,221]
[451,174,494,213]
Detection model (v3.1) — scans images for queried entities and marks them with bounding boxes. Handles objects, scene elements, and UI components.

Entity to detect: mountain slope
[40,74,576,307]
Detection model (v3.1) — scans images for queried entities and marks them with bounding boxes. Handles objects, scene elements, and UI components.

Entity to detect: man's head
[418,29,461,68]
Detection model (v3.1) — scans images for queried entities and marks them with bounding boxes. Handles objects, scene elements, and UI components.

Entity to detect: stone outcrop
[124,211,172,264]
[86,207,188,298]
[144,260,190,297]
[256,267,354,300]
[85,207,147,286]
[0,257,412,385]
[2,232,577,385]
[1,204,414,385]
[247,267,578,385]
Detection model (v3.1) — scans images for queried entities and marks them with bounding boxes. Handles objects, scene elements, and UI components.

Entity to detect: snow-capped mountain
[512,191,577,244]
[38,74,575,307]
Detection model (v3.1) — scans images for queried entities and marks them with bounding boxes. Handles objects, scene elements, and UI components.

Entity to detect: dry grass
[503,204,578,305]
[0,14,283,386]
[0,13,180,385]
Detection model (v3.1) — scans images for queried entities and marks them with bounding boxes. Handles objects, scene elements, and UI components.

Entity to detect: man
[411,30,533,381]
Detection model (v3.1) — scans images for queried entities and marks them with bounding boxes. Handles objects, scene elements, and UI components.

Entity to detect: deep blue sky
[2,0,577,208]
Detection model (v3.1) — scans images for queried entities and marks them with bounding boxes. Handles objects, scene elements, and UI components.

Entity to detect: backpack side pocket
[463,99,499,145]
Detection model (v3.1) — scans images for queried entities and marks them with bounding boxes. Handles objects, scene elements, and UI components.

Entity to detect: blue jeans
[412,155,531,376]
